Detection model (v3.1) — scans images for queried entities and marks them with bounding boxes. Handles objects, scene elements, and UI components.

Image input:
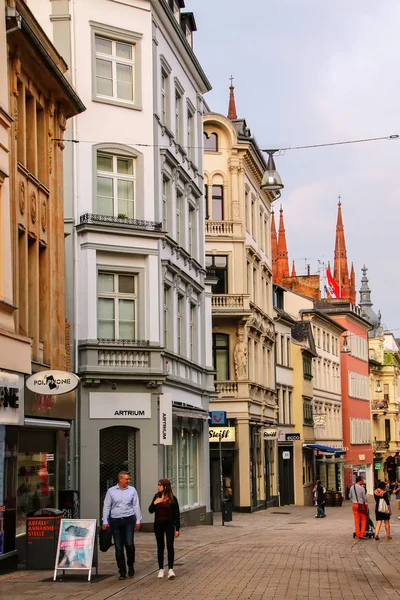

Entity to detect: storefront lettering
[161,413,167,440]
[0,387,19,409]
[209,429,230,440]
[114,410,146,416]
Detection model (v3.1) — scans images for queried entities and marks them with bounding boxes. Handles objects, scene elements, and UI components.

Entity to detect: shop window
[178,429,189,508]
[212,333,229,380]
[165,427,199,509]
[205,255,228,294]
[189,431,199,507]
[16,429,56,536]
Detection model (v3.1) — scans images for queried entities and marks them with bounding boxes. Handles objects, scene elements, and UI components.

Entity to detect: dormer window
[169,0,184,22]
[180,12,197,49]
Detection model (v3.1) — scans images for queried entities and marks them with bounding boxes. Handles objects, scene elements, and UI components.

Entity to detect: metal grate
[100,426,137,514]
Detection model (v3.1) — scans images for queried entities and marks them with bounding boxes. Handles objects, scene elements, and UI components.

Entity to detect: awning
[303,443,346,456]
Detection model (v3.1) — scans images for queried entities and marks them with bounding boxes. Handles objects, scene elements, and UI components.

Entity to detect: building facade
[30,0,214,527]
[204,89,278,511]
[0,0,84,567]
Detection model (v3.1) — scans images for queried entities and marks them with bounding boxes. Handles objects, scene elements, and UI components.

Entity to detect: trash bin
[26,508,63,569]
[222,499,232,522]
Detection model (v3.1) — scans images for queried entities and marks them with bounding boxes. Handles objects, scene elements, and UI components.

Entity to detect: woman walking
[149,479,180,579]
[374,480,392,540]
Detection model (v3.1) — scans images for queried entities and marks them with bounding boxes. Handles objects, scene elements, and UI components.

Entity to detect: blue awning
[303,443,346,456]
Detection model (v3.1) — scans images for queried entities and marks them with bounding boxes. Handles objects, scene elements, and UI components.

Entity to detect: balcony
[78,338,164,379]
[373,441,390,451]
[212,294,251,317]
[205,220,234,236]
[78,213,163,235]
[215,380,238,397]
[371,400,388,412]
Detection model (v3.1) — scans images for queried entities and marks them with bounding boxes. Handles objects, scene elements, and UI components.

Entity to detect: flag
[326,267,343,298]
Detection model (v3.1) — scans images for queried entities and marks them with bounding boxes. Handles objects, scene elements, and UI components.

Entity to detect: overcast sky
[190,0,400,332]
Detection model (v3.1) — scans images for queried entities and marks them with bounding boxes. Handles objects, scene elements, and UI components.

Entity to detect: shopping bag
[378,498,389,514]
[99,526,113,552]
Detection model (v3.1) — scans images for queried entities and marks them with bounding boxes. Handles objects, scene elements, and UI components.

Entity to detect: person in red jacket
[149,479,180,580]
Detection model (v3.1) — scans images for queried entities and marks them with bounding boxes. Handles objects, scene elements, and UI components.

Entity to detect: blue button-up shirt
[102,485,142,525]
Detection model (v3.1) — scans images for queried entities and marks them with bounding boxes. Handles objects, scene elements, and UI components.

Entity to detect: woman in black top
[149,478,180,579]
[374,480,392,540]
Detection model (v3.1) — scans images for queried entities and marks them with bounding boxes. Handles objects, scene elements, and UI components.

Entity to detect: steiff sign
[209,427,235,442]
[26,370,80,396]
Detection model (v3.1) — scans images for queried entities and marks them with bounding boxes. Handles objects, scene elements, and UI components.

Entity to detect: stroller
[353,508,375,539]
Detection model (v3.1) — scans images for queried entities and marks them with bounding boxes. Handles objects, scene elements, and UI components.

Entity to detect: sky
[189,0,400,332]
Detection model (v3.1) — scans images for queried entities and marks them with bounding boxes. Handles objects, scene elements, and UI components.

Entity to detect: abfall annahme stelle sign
[26,370,80,395]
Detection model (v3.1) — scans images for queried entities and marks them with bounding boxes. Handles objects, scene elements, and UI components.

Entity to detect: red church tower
[333,200,356,304]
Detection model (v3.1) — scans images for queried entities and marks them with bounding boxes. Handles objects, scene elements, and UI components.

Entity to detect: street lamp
[376,380,382,394]
[341,335,350,354]
[260,151,284,192]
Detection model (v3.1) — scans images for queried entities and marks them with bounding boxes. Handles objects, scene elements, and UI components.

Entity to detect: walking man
[102,471,142,580]
[313,480,326,518]
[349,475,368,539]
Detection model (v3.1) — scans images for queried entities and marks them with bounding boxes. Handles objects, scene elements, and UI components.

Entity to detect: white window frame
[90,21,142,110]
[176,190,183,245]
[96,152,136,218]
[97,272,137,340]
[162,177,170,231]
[177,294,184,355]
[175,90,182,143]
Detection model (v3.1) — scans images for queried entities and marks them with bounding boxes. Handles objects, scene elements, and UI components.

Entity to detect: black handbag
[99,526,113,552]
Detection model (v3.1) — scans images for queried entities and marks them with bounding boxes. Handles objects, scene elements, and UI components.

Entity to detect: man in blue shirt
[102,471,142,579]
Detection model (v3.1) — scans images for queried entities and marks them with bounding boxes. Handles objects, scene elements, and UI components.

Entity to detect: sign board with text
[209,427,235,442]
[261,428,279,441]
[209,411,227,426]
[159,394,172,445]
[26,370,79,396]
[54,519,96,581]
[89,393,151,419]
[285,433,300,441]
[0,372,24,425]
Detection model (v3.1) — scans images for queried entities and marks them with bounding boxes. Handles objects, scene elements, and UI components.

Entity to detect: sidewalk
[1,501,400,599]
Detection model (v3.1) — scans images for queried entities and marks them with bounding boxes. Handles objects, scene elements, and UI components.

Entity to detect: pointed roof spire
[291,260,297,277]
[227,75,237,120]
[275,206,290,282]
[271,210,278,280]
[333,196,350,300]
[359,265,372,307]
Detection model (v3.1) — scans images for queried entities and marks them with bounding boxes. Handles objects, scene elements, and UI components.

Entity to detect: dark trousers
[154,520,175,569]
[110,516,135,575]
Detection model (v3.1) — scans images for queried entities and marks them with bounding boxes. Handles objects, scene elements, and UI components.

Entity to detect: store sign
[89,393,151,419]
[209,427,235,442]
[54,519,96,581]
[358,454,365,461]
[209,411,227,426]
[261,428,278,441]
[159,394,172,445]
[26,370,80,396]
[0,372,24,425]
[374,461,382,470]
[282,451,291,459]
[286,433,301,441]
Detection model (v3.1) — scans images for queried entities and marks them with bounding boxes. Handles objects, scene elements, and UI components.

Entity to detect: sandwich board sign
[54,519,97,581]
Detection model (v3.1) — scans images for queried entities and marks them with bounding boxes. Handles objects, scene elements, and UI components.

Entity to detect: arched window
[212,333,229,380]
[204,131,218,151]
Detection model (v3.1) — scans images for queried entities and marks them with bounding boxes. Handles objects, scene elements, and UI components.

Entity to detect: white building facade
[30,0,214,527]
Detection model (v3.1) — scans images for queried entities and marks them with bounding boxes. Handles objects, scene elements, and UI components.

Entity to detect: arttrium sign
[89,393,151,419]
[0,372,24,425]
[26,370,80,396]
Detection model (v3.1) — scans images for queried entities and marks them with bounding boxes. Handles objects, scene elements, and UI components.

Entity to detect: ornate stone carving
[232,201,240,219]
[173,275,181,290]
[19,180,25,215]
[13,96,18,140]
[30,191,37,224]
[234,332,248,380]
[41,198,47,232]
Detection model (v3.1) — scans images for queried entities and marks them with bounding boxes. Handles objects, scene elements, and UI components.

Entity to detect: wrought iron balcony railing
[80,213,162,231]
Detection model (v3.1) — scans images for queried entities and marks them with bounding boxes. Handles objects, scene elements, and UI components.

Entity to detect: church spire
[271,210,278,280]
[227,75,237,120]
[291,260,297,277]
[333,197,351,301]
[359,265,372,308]
[275,206,290,283]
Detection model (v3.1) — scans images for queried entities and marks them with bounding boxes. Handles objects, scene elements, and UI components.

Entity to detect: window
[97,152,135,218]
[187,109,194,161]
[384,383,389,401]
[206,255,228,294]
[245,189,250,231]
[303,355,313,380]
[177,294,184,355]
[161,71,168,125]
[213,333,229,380]
[204,132,218,151]
[188,205,195,256]
[350,418,372,444]
[95,36,135,102]
[175,90,182,143]
[164,285,171,349]
[211,185,224,220]
[165,427,199,509]
[176,190,183,245]
[162,177,170,231]
[189,303,197,361]
[98,272,136,339]
[303,401,313,425]
[251,197,257,238]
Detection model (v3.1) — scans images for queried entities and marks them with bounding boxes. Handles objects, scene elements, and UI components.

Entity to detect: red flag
[326,267,343,298]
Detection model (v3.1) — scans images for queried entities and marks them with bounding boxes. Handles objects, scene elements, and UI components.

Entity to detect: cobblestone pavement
[2,500,400,600]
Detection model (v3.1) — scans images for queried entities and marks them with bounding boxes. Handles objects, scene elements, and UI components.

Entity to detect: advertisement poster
[54,519,96,580]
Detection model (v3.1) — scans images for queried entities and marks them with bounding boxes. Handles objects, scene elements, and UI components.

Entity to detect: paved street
[2,501,400,600]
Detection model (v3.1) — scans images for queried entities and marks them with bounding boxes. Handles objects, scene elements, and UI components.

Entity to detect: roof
[291,321,317,357]
[300,309,347,333]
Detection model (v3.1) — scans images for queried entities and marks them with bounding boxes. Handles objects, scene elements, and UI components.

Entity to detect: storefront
[303,443,346,499]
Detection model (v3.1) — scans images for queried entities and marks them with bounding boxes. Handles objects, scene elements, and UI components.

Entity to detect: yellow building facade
[204,109,278,511]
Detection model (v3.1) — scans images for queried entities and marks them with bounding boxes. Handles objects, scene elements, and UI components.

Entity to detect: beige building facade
[204,107,278,511]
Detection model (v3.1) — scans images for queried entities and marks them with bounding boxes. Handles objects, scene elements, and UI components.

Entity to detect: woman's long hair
[159,478,174,503]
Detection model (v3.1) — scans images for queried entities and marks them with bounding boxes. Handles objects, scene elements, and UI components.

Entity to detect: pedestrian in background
[374,480,392,540]
[392,480,400,519]
[102,471,142,580]
[313,480,326,518]
[349,476,368,539]
[149,478,180,580]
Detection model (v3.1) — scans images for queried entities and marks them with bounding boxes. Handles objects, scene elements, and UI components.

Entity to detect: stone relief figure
[234,333,248,380]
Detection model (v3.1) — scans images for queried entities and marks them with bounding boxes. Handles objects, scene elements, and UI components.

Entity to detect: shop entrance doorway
[278,445,294,505]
